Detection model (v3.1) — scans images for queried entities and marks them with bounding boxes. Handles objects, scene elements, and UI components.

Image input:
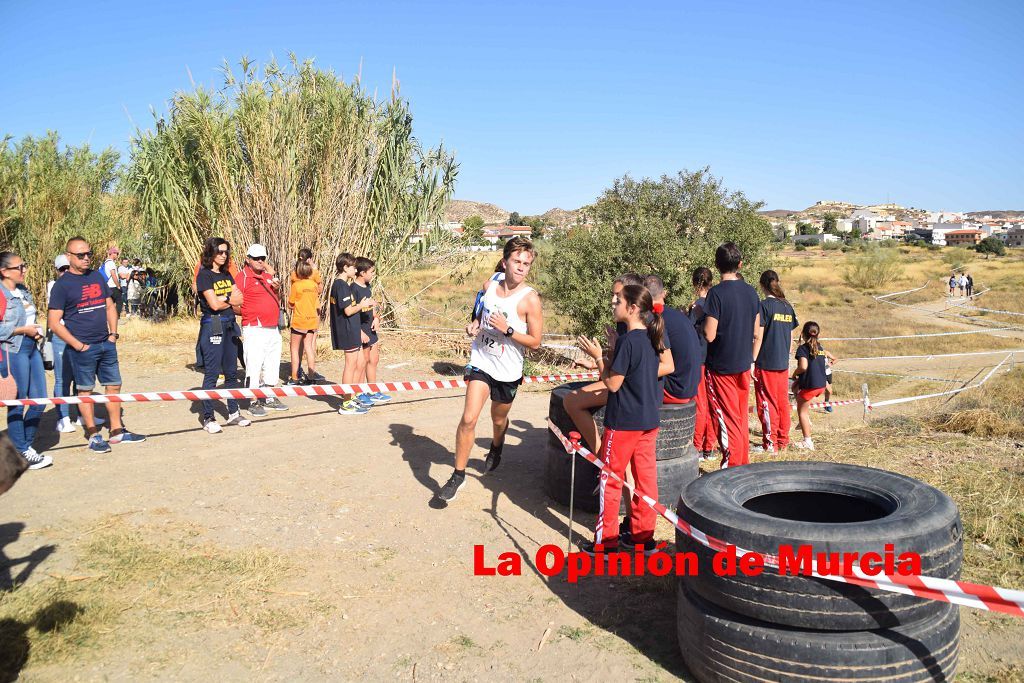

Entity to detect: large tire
[676,462,962,630]
[677,583,959,683]
[547,384,699,513]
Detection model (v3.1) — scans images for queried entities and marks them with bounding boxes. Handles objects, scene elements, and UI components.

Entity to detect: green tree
[823,212,838,233]
[850,227,862,239]
[507,211,523,226]
[125,55,457,312]
[976,236,1006,258]
[546,168,777,335]
[797,222,816,235]
[463,215,485,242]
[523,216,545,240]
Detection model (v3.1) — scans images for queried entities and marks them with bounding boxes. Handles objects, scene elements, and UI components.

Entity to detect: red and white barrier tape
[745,397,864,415]
[547,419,1024,618]
[0,371,599,408]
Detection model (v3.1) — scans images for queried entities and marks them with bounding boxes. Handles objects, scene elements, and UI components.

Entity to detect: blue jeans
[199,317,240,421]
[51,335,73,421]
[6,340,47,453]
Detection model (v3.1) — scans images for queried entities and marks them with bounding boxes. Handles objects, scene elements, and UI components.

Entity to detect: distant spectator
[102,247,123,316]
[287,254,324,385]
[289,248,323,380]
[966,273,974,298]
[234,243,289,416]
[46,255,76,434]
[126,270,142,318]
[117,258,132,315]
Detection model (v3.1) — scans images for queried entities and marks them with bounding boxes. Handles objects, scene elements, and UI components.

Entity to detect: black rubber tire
[677,583,959,682]
[548,382,696,461]
[675,462,963,631]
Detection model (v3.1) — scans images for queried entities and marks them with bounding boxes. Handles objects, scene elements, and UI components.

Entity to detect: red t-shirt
[237,266,280,327]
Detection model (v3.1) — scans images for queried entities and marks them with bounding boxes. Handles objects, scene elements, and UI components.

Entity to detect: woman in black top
[791,321,837,451]
[195,238,251,434]
[687,266,716,459]
[752,270,798,453]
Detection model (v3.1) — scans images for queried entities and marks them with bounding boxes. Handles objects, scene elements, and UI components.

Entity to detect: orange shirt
[288,276,320,331]
[291,268,322,291]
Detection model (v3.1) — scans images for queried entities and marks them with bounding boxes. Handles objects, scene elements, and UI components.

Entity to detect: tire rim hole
[742,491,891,523]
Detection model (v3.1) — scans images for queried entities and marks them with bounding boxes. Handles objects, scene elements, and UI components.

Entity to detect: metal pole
[567,432,581,556]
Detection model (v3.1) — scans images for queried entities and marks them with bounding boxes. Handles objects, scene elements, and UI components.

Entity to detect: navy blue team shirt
[47,269,111,344]
[704,279,760,374]
[756,297,798,372]
[796,343,828,390]
[604,329,661,431]
[662,306,700,399]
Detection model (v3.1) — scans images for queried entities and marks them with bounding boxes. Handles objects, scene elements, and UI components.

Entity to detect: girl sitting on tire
[791,322,836,451]
[578,284,672,555]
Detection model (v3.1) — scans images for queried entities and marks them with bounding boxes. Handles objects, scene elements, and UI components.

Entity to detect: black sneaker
[264,397,289,411]
[307,371,328,384]
[483,443,503,473]
[624,537,664,556]
[437,472,466,502]
[578,539,618,556]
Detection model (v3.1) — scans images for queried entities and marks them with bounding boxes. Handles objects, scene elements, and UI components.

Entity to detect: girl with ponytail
[752,270,799,453]
[688,267,716,459]
[578,284,673,556]
[791,321,837,451]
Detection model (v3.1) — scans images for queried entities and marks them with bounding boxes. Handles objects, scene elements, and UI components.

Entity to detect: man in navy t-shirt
[702,242,759,469]
[47,236,145,454]
[644,275,700,404]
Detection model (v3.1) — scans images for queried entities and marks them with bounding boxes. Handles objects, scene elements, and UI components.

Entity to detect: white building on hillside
[851,209,882,232]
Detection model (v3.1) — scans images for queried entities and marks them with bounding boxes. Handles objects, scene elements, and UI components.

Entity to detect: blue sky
[2,0,1021,214]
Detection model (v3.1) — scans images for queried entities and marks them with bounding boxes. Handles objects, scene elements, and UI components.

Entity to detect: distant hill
[537,207,582,228]
[759,209,799,219]
[966,210,1024,219]
[446,200,509,225]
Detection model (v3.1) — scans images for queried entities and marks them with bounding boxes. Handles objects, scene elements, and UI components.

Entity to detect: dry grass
[923,367,1024,438]
[0,517,320,677]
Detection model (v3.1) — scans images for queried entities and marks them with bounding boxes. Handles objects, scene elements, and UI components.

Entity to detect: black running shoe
[578,539,618,556]
[437,472,466,502]
[483,443,503,473]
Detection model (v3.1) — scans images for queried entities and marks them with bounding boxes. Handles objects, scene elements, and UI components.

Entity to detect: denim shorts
[68,340,122,391]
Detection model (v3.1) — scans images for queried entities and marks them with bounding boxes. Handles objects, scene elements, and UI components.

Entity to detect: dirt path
[2,335,1022,680]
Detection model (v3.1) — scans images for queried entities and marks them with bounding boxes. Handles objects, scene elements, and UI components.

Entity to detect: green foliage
[797,221,816,235]
[0,132,128,301]
[545,168,777,335]
[976,237,1006,257]
[795,244,807,251]
[507,211,523,226]
[842,246,903,289]
[941,247,975,271]
[462,215,485,244]
[124,55,457,312]
[850,227,862,239]
[822,212,838,233]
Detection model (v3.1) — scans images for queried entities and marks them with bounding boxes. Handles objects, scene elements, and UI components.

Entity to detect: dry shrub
[927,408,1023,438]
[870,414,922,435]
[925,367,1024,438]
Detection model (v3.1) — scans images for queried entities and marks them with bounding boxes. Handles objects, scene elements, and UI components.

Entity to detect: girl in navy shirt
[579,284,672,555]
[752,270,798,453]
[791,321,837,451]
[688,266,716,459]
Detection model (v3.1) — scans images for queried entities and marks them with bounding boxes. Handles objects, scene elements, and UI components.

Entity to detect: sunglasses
[3,264,27,272]
[69,251,94,259]
[216,248,230,255]
[249,255,266,262]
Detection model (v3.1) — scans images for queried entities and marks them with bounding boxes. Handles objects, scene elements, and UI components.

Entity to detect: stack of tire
[676,462,962,682]
[545,381,699,513]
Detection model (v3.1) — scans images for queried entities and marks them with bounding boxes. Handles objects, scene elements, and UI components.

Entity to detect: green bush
[942,247,975,270]
[842,246,903,289]
[795,244,807,252]
[544,168,777,335]
[822,241,841,251]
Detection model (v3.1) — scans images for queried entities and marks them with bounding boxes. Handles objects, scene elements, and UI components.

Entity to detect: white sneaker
[23,448,53,470]
[794,438,815,451]
[225,412,251,427]
[203,419,223,434]
[56,416,76,433]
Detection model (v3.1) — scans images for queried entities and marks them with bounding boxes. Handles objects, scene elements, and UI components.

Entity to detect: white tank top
[469,280,533,382]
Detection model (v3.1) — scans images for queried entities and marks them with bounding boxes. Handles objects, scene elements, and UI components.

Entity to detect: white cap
[54,254,70,270]
[247,243,268,258]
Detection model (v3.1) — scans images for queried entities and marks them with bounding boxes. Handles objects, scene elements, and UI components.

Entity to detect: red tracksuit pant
[706,369,751,468]
[596,427,659,547]
[754,367,791,451]
[693,365,717,452]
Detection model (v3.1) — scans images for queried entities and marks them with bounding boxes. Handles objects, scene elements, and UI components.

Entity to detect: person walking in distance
[792,321,836,451]
[0,252,52,469]
[437,237,543,502]
[688,267,717,460]
[351,257,391,405]
[329,253,373,415]
[47,255,77,434]
[965,273,974,299]
[195,237,251,434]
[47,237,146,452]
[702,242,760,469]
[577,284,669,555]
[233,244,289,417]
[752,270,799,453]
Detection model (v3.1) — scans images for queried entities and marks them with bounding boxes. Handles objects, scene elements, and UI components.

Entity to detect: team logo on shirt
[772,313,793,323]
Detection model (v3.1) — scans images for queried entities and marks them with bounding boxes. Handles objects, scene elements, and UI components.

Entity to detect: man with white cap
[232,243,288,416]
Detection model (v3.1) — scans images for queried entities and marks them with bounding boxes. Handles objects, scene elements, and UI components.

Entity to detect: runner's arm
[752,313,764,361]
[657,348,674,378]
[704,315,719,343]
